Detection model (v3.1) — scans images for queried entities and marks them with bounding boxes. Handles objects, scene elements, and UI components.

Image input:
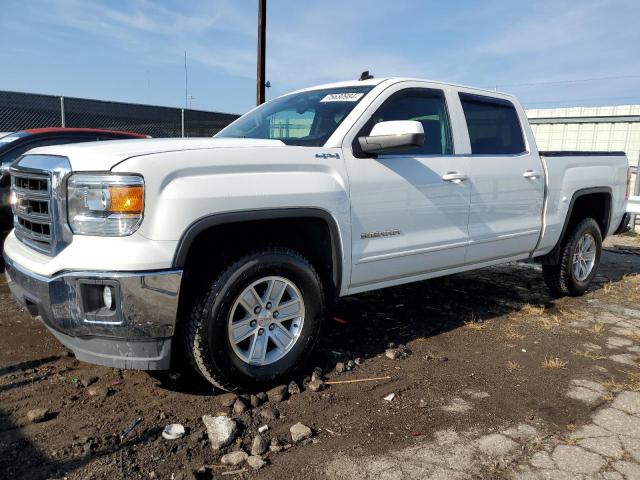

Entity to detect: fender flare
[172,207,344,291]
[538,186,612,264]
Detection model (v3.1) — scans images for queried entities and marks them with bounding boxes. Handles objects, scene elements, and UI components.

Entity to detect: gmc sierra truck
[3,77,630,391]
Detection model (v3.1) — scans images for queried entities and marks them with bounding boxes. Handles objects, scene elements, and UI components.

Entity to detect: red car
[1,128,147,240]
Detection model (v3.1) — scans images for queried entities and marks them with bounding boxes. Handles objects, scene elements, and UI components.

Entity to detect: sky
[0,0,639,114]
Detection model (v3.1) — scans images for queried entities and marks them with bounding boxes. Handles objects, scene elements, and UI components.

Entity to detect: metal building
[527,105,640,230]
[527,105,640,167]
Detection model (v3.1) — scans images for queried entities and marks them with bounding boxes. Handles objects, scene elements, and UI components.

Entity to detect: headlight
[67,174,144,236]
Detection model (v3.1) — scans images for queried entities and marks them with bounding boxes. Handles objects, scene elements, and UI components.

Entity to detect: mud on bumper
[3,253,182,370]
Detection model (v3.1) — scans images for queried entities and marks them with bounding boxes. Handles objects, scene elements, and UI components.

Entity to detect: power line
[524,94,640,108]
[495,74,640,89]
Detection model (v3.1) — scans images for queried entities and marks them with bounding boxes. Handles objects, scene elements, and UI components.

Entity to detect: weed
[588,322,605,335]
[507,360,523,371]
[505,328,526,340]
[538,315,561,330]
[573,349,606,360]
[519,304,545,316]
[542,356,568,369]
[464,315,486,330]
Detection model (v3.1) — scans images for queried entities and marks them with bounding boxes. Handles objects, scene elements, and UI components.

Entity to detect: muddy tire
[543,218,602,297]
[183,248,324,391]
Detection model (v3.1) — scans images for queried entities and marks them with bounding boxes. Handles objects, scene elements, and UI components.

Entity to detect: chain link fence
[0,90,239,138]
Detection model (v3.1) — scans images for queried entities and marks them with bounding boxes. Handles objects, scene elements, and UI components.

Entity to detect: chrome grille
[12,170,54,253]
[10,154,73,256]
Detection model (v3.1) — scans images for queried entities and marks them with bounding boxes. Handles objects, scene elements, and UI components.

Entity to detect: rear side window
[363,88,453,155]
[459,93,525,154]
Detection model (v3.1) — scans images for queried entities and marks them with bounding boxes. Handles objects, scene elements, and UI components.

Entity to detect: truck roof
[291,77,514,98]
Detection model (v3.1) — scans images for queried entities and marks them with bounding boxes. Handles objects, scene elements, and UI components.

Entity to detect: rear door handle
[523,170,541,179]
[442,172,468,184]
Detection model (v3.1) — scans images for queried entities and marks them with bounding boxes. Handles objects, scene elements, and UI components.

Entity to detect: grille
[11,170,54,253]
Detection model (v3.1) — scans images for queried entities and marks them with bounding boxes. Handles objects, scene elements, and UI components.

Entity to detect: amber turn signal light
[108,185,144,213]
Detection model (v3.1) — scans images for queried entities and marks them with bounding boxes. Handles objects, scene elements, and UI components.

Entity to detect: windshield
[216,86,373,146]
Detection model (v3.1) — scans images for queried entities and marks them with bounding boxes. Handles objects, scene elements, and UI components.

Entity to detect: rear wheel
[184,248,324,391]
[543,218,602,297]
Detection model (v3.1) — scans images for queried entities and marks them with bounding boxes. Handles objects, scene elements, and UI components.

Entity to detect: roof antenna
[359,70,373,81]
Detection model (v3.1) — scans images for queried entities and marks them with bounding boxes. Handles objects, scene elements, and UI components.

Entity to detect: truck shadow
[313,247,640,375]
[155,245,640,395]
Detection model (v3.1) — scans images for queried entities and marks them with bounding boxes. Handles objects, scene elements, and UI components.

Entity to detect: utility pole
[256,0,266,105]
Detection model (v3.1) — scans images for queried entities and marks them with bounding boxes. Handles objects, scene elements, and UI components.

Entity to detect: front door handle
[523,170,541,179]
[442,172,468,184]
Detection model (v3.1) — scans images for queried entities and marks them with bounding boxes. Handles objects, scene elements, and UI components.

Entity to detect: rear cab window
[459,93,525,155]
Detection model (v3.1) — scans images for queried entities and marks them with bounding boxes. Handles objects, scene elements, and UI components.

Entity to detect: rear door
[457,92,544,263]
[343,83,472,290]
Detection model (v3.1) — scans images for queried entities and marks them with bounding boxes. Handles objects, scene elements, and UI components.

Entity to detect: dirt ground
[1,235,640,480]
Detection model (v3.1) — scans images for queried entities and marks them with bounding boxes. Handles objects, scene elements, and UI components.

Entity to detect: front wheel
[543,218,602,297]
[184,248,325,391]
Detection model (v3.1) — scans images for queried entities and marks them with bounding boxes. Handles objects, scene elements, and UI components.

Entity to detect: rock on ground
[251,434,268,456]
[308,378,325,392]
[202,415,237,450]
[26,408,49,423]
[232,398,247,415]
[220,451,248,466]
[288,380,301,395]
[266,385,288,402]
[217,393,237,408]
[247,455,266,470]
[290,422,313,443]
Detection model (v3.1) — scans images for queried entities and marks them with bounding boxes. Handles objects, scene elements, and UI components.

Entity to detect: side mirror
[358,120,424,155]
[0,163,9,180]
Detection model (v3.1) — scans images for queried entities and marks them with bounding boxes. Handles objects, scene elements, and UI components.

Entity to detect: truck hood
[26,137,286,171]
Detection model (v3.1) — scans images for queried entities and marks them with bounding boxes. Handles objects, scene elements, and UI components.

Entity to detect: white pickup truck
[3,77,630,390]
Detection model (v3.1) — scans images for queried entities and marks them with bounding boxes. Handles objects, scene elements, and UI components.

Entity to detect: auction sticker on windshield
[320,93,365,102]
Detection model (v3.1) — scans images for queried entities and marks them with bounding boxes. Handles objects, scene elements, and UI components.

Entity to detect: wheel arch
[538,187,611,265]
[172,208,344,297]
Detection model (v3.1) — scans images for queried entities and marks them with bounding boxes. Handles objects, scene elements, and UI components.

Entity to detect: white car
[3,76,630,390]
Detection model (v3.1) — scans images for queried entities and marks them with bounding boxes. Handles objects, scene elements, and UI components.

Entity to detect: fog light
[103,286,114,310]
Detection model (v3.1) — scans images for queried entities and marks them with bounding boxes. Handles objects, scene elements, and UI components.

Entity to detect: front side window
[459,93,525,154]
[217,86,373,147]
[360,88,453,155]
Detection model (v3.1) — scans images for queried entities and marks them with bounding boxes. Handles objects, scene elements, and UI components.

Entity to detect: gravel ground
[1,234,640,479]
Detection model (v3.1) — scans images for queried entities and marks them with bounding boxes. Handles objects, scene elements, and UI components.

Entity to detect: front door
[344,87,472,290]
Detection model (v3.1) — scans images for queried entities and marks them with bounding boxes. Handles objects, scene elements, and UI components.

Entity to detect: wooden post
[256,0,266,105]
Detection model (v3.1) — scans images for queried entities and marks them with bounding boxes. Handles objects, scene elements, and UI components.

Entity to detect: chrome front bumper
[3,252,182,370]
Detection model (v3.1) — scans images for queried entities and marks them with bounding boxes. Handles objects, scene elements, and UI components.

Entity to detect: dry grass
[587,322,605,335]
[504,328,526,340]
[604,373,640,392]
[573,349,607,360]
[623,273,640,284]
[621,331,640,343]
[602,282,614,294]
[507,360,523,371]
[542,356,568,369]
[464,315,486,330]
[518,304,546,316]
[561,436,578,446]
[537,315,561,330]
[556,307,579,319]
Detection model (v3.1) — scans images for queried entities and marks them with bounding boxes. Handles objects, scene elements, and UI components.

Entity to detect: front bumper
[3,252,182,370]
